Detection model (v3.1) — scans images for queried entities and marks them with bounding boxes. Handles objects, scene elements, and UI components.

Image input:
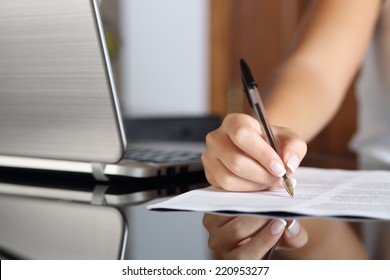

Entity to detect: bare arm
[203,0,382,191]
[263,0,378,259]
[201,0,381,260]
[264,0,382,141]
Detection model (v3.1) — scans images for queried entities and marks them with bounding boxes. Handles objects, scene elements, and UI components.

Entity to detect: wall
[120,0,209,117]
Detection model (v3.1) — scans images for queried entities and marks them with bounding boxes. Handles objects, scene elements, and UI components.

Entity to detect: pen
[240,59,294,198]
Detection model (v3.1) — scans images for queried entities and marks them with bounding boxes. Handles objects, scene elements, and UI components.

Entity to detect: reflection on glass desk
[0,168,210,260]
[0,194,127,260]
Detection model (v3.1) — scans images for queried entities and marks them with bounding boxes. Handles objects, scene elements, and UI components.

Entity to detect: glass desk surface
[0,168,210,260]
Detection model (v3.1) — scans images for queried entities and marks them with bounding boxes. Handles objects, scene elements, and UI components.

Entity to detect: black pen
[240,59,294,198]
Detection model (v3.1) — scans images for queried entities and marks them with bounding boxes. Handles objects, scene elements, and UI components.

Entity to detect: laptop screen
[0,0,126,163]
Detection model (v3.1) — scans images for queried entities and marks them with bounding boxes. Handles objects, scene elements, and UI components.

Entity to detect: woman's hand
[203,214,308,259]
[201,113,307,191]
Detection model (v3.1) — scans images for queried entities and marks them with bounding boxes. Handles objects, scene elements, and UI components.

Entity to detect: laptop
[0,0,209,181]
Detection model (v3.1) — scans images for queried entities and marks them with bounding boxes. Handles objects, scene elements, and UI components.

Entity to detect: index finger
[222,114,287,178]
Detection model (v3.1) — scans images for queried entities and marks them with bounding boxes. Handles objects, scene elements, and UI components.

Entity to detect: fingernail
[291,178,297,189]
[270,219,287,235]
[287,154,300,174]
[287,219,301,236]
[269,160,286,177]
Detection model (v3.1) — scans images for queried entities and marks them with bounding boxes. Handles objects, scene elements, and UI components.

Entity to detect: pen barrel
[241,59,294,198]
[248,87,281,154]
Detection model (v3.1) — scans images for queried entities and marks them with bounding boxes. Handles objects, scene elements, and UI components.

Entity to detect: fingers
[277,128,307,174]
[203,214,269,252]
[202,146,280,191]
[223,219,288,259]
[203,214,309,259]
[202,113,307,191]
[277,219,309,250]
[203,214,288,259]
[222,114,287,178]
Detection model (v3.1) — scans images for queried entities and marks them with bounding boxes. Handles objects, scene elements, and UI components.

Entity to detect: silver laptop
[0,0,205,181]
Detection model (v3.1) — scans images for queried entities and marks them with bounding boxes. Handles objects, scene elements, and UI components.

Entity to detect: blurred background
[101,0,209,117]
[101,0,360,259]
[102,0,357,171]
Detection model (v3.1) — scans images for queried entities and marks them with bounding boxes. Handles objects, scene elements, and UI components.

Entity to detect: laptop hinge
[91,162,110,182]
[91,184,109,206]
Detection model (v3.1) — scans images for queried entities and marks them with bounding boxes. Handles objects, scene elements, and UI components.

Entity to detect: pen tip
[283,176,295,198]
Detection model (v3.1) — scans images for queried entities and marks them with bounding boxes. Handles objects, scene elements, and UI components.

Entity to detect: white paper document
[147,167,390,220]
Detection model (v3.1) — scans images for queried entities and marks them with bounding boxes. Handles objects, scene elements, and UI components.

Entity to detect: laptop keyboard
[123,147,202,163]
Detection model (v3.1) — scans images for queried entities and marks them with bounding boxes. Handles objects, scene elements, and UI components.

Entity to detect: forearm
[263,58,350,142]
[261,0,381,142]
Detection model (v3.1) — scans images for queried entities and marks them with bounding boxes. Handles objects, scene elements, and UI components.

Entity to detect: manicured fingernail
[287,154,300,174]
[269,160,286,177]
[270,219,287,235]
[291,178,297,189]
[287,219,301,236]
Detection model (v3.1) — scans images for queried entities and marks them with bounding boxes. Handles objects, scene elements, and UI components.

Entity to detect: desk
[0,168,211,260]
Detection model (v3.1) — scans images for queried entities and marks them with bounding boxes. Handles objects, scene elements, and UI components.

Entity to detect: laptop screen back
[0,0,126,163]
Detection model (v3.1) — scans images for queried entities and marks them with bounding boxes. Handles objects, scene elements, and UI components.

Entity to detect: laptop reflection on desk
[0,0,208,181]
